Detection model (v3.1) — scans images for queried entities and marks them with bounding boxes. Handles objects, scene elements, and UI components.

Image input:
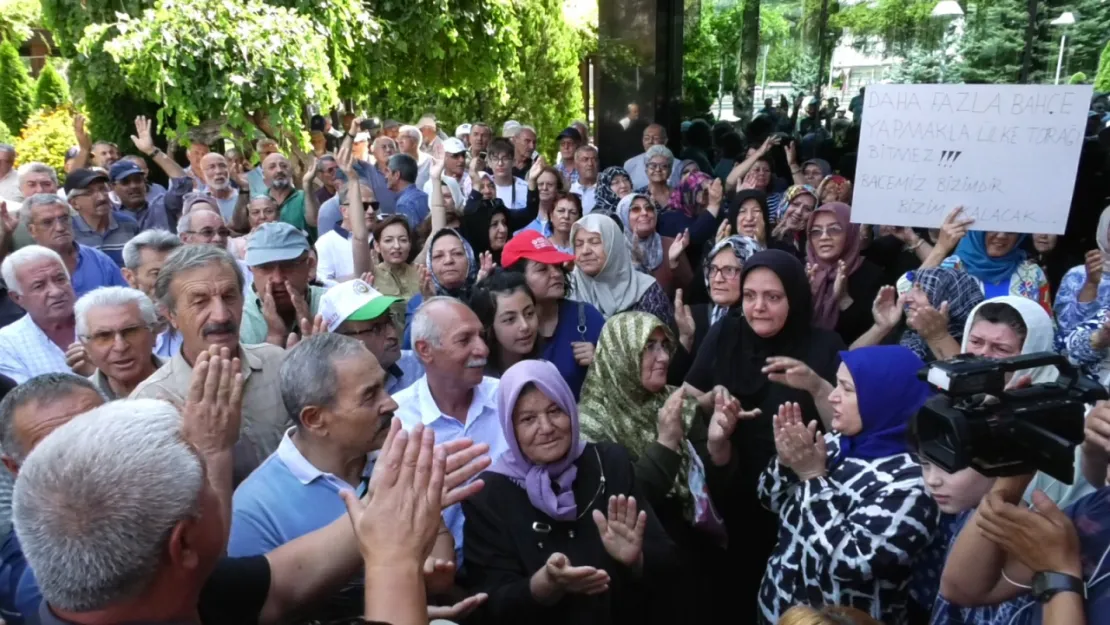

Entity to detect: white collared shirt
[0,315,71,383]
[570,181,597,214]
[392,374,506,560]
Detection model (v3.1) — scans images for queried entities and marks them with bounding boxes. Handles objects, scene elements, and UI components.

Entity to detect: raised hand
[739,170,758,191]
[832,259,849,301]
[229,159,250,190]
[871,286,903,330]
[714,219,731,243]
[906,300,950,342]
[1084,249,1103,287]
[131,116,156,156]
[935,206,974,254]
[430,157,446,180]
[64,342,95,377]
[423,556,456,595]
[592,495,647,569]
[706,387,759,466]
[773,402,827,480]
[358,271,376,287]
[674,288,695,351]
[73,114,91,150]
[805,262,818,291]
[655,387,686,452]
[301,155,319,188]
[418,264,435,299]
[1083,401,1110,454]
[707,178,724,207]
[0,201,15,237]
[181,346,244,456]
[476,250,495,282]
[668,230,689,269]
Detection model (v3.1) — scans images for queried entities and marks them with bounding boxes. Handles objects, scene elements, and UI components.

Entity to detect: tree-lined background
[0,0,1108,165]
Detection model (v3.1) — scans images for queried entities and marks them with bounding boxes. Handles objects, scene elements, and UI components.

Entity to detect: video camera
[915,352,1108,483]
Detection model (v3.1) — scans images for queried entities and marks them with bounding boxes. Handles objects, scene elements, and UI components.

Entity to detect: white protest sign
[852,83,1092,235]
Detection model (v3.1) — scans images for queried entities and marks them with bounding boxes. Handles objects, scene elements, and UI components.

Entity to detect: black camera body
[915,352,1108,483]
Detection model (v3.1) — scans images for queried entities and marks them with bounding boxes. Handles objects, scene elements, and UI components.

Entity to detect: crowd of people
[0,92,1108,625]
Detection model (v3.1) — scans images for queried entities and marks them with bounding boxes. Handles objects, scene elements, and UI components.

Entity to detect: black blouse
[461,442,681,625]
[834,259,887,346]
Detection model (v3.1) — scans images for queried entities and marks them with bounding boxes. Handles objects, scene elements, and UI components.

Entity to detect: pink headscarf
[806,202,863,330]
[670,171,712,218]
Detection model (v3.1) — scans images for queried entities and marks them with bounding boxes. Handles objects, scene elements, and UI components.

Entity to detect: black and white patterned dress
[756,433,939,625]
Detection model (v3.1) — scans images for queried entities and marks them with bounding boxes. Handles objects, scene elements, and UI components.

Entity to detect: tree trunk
[735,0,760,123]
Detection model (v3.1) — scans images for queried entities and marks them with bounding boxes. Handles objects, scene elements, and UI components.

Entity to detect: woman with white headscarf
[1054,205,1110,337]
[570,213,675,326]
[962,295,1096,507]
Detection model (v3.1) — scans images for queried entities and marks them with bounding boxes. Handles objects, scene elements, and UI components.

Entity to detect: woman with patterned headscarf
[668,235,763,384]
[578,311,747,623]
[769,184,818,257]
[594,166,633,215]
[848,267,985,362]
[658,171,727,266]
[617,193,694,298]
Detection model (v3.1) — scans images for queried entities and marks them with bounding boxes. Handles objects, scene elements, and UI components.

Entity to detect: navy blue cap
[108,160,144,183]
[63,168,109,195]
[556,127,582,143]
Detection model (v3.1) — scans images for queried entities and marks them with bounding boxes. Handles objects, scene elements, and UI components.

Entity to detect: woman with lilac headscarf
[806,202,885,344]
[462,359,680,625]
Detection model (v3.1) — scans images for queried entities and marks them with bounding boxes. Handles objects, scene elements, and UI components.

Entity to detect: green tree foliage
[0,38,34,135]
[34,60,69,110]
[0,0,40,45]
[1096,40,1110,91]
[12,106,76,177]
[80,0,341,146]
[1045,0,1110,78]
[961,0,1052,84]
[1069,71,1088,84]
[833,0,941,56]
[483,0,584,148]
[0,119,11,144]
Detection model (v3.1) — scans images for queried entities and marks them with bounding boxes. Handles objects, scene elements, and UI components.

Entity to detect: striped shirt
[71,211,140,267]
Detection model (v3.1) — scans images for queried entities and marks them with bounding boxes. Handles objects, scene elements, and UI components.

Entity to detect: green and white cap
[318,279,401,333]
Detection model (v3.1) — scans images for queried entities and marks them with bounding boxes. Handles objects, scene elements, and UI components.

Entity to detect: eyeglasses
[184,227,232,239]
[81,324,151,348]
[490,155,511,165]
[338,314,398,338]
[705,264,742,280]
[646,162,669,172]
[808,225,845,239]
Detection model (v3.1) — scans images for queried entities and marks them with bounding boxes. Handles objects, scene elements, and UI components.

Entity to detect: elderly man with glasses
[63,169,140,267]
[318,279,423,393]
[74,286,163,399]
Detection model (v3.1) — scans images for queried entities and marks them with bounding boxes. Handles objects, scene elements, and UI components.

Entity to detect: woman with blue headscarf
[756,345,940,625]
[462,360,680,625]
[935,228,1051,314]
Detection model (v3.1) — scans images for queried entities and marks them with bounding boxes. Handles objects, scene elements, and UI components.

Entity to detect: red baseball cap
[501,231,575,267]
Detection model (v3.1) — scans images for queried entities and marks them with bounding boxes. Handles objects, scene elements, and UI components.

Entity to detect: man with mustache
[131,244,293,484]
[238,222,324,346]
[318,279,423,394]
[227,333,484,622]
[197,153,244,222]
[393,296,506,556]
[64,169,140,267]
[263,154,309,233]
[0,246,79,383]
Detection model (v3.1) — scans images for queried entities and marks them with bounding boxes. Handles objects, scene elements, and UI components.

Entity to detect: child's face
[920,460,996,514]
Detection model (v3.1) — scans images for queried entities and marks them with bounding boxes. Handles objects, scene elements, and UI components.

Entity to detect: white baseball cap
[443,137,467,154]
[318,280,401,333]
[455,124,472,138]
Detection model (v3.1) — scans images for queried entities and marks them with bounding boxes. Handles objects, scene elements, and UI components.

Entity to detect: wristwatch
[1031,571,1086,603]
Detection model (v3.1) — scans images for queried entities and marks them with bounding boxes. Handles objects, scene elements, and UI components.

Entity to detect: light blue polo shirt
[227,429,373,558]
[72,244,127,298]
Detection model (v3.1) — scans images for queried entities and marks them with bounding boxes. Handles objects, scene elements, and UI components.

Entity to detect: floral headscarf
[816,175,853,204]
[671,171,712,218]
[595,166,631,214]
[775,184,818,224]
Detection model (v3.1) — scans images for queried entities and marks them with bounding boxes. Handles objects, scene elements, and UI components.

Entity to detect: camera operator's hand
[989,473,1036,504]
[977,490,1082,578]
[773,402,827,480]
[1083,401,1110,455]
